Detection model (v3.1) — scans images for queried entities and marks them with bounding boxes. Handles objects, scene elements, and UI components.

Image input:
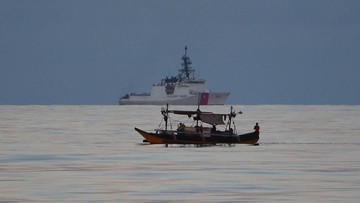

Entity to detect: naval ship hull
[119,92,230,105]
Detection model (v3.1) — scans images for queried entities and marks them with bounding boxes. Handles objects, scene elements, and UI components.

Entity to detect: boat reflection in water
[135,104,260,146]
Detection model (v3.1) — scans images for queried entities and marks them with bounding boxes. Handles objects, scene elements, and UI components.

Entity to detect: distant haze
[1,0,359,105]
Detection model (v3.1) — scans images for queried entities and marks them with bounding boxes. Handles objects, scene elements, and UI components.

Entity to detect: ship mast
[179,46,195,80]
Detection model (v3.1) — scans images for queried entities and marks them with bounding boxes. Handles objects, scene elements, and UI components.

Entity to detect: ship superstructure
[119,47,230,105]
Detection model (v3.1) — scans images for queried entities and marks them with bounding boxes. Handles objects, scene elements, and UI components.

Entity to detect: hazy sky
[1,0,359,104]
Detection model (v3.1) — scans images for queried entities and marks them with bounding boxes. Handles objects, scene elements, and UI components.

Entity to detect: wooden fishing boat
[135,104,260,146]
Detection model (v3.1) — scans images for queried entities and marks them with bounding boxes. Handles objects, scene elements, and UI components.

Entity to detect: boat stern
[239,131,260,145]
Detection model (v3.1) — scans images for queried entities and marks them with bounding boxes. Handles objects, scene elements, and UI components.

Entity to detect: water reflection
[0,105,359,202]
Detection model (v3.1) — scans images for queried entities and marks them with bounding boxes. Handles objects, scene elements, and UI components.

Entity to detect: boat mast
[228,106,237,132]
[161,104,169,130]
[228,106,233,131]
[196,101,200,127]
[179,46,195,80]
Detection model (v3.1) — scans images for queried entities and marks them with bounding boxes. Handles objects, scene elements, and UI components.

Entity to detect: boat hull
[135,128,259,145]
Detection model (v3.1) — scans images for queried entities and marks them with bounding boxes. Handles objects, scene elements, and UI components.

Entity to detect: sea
[0,105,359,202]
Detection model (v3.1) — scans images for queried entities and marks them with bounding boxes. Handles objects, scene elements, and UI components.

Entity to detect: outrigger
[135,104,260,146]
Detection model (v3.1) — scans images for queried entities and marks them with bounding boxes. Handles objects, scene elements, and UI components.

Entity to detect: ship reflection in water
[119,46,230,105]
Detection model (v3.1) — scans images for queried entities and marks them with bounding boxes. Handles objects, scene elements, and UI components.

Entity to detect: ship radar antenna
[179,46,195,80]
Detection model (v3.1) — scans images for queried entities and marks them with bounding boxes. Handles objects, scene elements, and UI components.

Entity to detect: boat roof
[200,113,226,125]
[169,110,203,115]
[169,110,226,125]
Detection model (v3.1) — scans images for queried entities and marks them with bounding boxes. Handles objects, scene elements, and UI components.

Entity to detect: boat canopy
[169,110,225,125]
[200,113,226,125]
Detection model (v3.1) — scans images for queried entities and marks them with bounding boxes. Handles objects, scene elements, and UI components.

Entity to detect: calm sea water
[0,105,359,202]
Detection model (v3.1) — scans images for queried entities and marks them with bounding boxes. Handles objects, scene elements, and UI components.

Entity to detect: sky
[1,0,359,105]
